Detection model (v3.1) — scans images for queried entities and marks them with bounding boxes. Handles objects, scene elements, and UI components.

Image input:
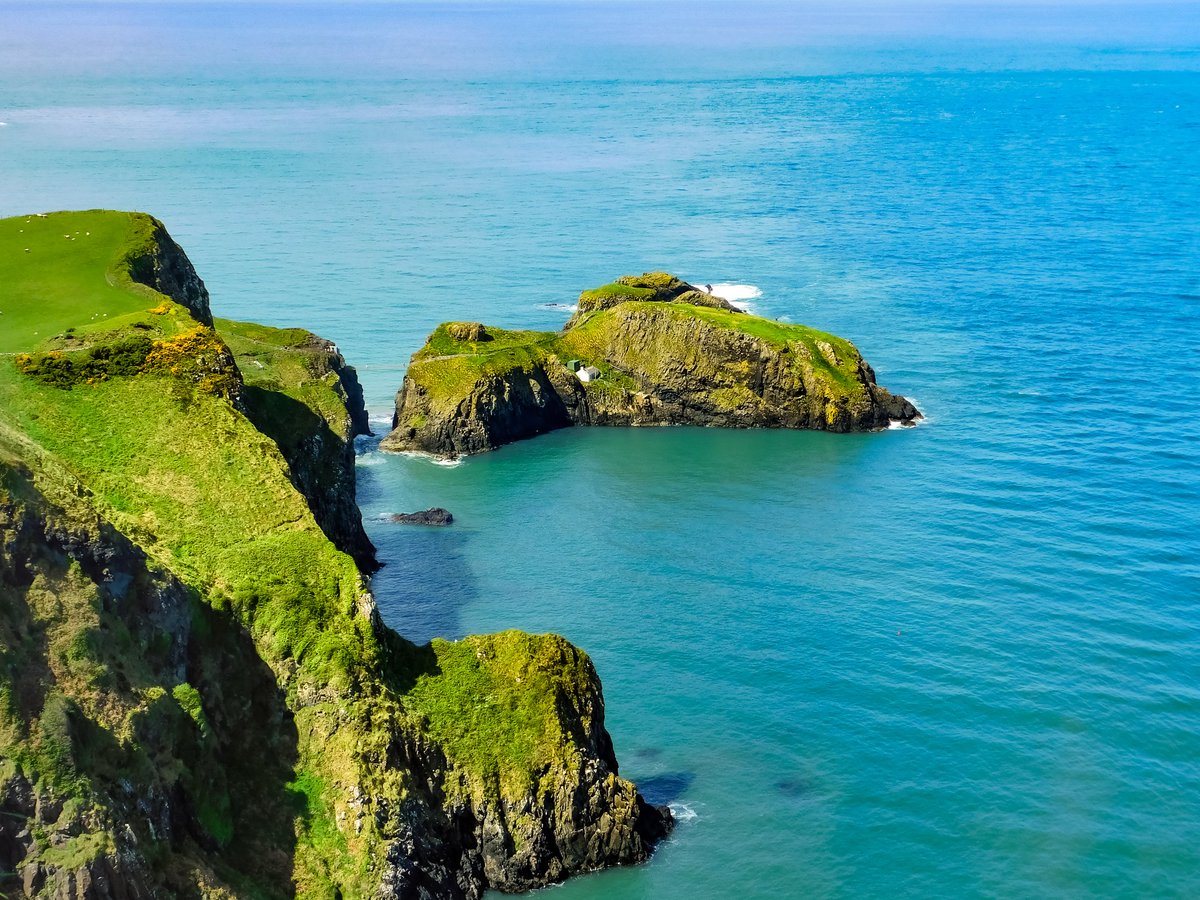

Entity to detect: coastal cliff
[0,211,670,898]
[219,321,378,572]
[382,273,920,457]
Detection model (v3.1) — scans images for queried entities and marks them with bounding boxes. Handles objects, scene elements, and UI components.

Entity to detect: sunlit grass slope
[0,210,170,351]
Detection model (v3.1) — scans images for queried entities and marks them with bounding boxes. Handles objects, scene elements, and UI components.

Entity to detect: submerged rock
[391,507,454,526]
[382,272,922,457]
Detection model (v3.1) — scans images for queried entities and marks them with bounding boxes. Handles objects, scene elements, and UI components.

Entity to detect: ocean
[2,2,1198,896]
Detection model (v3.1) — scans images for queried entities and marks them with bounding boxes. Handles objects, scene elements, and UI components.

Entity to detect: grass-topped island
[381,273,921,458]
[0,211,671,898]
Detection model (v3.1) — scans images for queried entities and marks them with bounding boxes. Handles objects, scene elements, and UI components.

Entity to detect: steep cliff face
[0,452,299,899]
[118,214,214,327]
[219,321,378,572]
[382,273,920,457]
[0,211,670,899]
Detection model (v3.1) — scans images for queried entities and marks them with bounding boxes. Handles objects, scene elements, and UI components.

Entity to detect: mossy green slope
[382,272,921,457]
[0,212,668,898]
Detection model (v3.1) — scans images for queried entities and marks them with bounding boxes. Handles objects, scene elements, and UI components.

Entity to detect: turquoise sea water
[3,3,1199,896]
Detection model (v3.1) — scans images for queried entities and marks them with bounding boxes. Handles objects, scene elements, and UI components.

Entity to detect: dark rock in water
[630,746,663,761]
[391,507,454,526]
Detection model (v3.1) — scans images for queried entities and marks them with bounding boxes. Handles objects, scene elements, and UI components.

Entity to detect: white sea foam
[705,283,763,312]
[540,302,577,312]
[355,452,389,467]
[669,802,699,823]
[393,449,464,468]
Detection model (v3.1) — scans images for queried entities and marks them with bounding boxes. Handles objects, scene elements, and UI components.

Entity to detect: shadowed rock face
[125,217,213,327]
[389,364,574,457]
[383,273,921,457]
[0,465,297,899]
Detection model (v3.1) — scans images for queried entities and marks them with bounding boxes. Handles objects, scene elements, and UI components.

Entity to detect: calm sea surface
[3,3,1199,896]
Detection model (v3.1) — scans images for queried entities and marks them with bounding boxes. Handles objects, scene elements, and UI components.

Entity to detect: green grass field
[0,210,166,352]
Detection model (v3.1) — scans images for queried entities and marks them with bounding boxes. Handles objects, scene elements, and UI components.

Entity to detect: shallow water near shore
[2,2,1199,895]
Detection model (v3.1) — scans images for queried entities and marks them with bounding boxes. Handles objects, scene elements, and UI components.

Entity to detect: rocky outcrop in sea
[382,272,921,457]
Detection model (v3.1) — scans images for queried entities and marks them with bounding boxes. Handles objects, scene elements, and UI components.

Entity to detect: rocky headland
[381,272,920,458]
[0,211,670,899]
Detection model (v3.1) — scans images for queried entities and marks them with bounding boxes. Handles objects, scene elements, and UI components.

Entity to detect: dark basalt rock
[391,507,454,526]
[125,216,213,326]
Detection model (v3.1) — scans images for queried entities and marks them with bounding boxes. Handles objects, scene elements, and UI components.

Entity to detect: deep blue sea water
[3,3,1199,896]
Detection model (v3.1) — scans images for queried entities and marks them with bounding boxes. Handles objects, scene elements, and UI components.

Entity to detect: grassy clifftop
[0,212,668,898]
[0,211,163,351]
[0,210,212,353]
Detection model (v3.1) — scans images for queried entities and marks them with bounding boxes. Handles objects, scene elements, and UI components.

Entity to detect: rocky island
[0,211,670,898]
[381,272,920,457]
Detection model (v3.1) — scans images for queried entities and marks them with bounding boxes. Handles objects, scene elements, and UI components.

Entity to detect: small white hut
[576,365,601,383]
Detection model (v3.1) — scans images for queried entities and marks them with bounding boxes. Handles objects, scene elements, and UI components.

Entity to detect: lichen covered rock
[446,322,491,343]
